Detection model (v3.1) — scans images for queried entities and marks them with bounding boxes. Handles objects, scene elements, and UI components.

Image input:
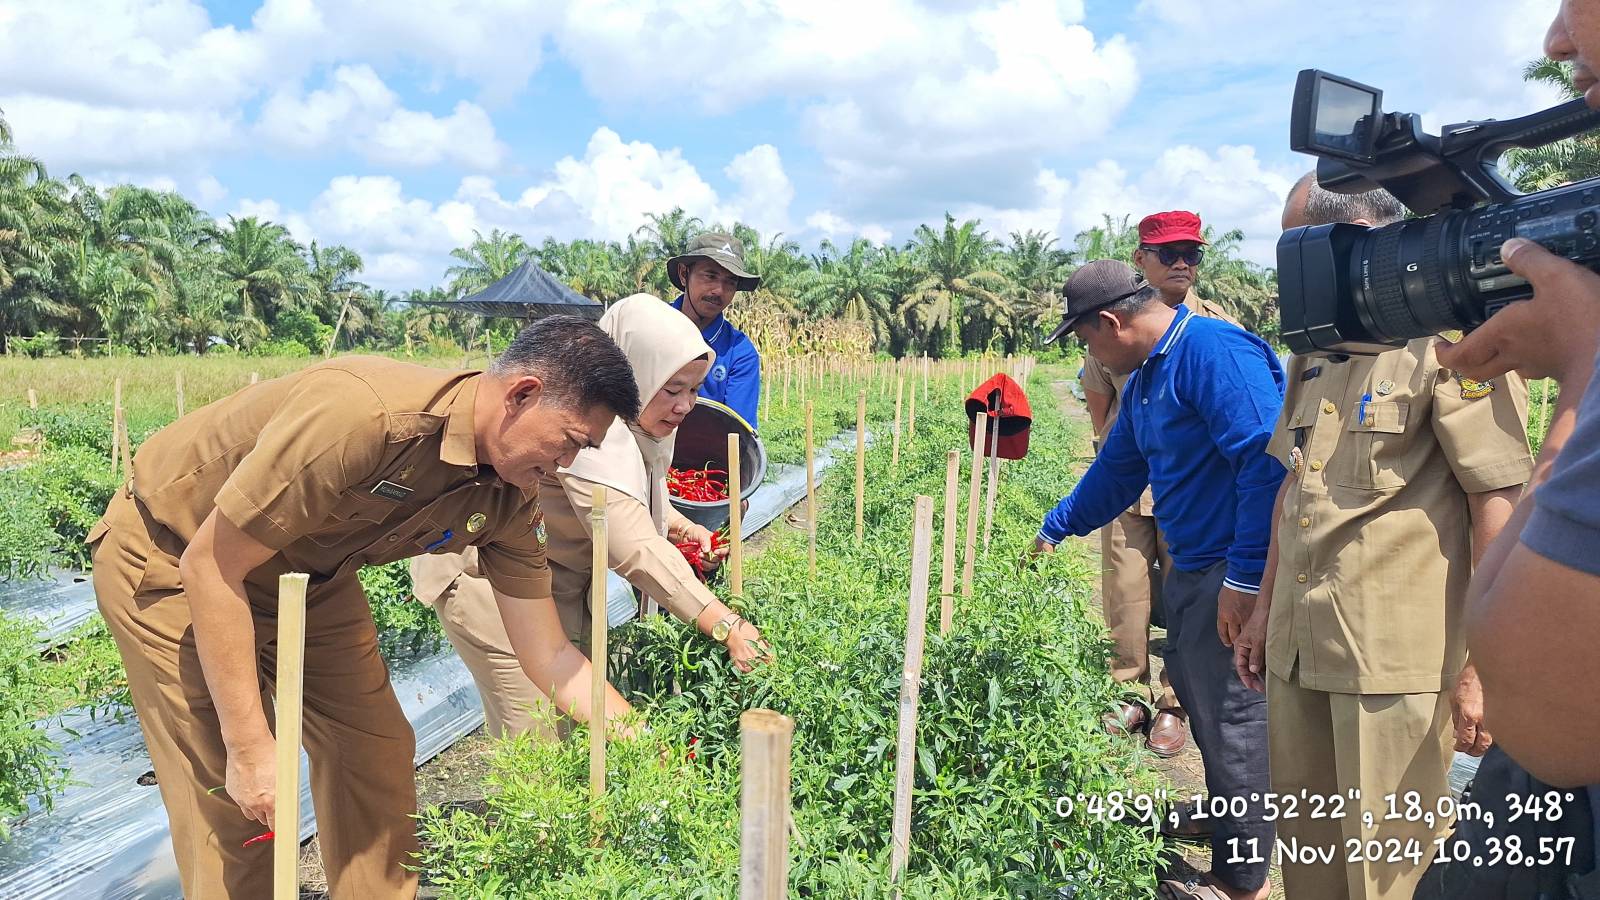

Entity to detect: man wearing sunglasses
[1076,211,1237,761]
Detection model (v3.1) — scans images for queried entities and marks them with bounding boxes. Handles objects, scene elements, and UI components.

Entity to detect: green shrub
[0,610,72,838]
[361,560,444,656]
[21,404,115,455]
[250,338,312,358]
[418,367,1162,898]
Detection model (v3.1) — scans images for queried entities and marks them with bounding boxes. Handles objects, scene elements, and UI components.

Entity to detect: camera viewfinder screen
[1314,78,1379,159]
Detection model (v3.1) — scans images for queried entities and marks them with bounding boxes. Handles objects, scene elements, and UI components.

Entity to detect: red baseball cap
[966,374,1032,460]
[1138,210,1208,245]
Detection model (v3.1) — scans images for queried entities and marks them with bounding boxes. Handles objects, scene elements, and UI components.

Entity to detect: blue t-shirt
[671,296,762,428]
[1038,306,1286,591]
[1522,353,1600,576]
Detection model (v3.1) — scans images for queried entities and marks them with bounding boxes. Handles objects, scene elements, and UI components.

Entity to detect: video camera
[1278,69,1600,355]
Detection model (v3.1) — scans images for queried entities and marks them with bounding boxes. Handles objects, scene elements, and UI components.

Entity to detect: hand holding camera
[1436,237,1600,385]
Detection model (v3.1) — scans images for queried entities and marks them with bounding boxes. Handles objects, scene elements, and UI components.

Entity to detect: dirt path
[1049,377,1285,899]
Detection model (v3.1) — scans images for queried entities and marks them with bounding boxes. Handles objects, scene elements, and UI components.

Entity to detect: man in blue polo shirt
[666,232,763,427]
[1034,260,1285,900]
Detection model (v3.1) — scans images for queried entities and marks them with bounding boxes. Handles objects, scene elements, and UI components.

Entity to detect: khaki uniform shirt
[1080,293,1239,517]
[104,357,551,602]
[1264,339,1532,694]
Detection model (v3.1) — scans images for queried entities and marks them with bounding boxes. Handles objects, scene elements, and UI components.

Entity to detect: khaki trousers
[429,562,590,740]
[1267,671,1455,900]
[1100,508,1178,709]
[92,492,419,900]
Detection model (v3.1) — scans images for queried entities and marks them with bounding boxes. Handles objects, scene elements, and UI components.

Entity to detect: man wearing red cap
[1078,211,1236,760]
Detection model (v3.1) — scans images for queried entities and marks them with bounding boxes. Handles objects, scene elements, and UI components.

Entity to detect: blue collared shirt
[1039,305,1286,592]
[671,296,762,428]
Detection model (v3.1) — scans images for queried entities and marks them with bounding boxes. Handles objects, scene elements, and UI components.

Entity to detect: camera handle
[1442,98,1600,204]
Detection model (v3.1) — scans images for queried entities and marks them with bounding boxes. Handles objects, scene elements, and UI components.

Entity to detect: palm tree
[213,215,312,348]
[633,207,704,294]
[804,238,893,347]
[900,213,1007,355]
[1072,213,1141,263]
[445,228,530,297]
[1506,59,1600,190]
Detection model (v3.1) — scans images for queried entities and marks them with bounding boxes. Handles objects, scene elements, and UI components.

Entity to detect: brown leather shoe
[1101,701,1149,737]
[1145,709,1188,758]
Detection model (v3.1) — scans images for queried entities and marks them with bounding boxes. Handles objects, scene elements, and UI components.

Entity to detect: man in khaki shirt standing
[1079,210,1238,758]
[89,316,641,900]
[1233,174,1532,900]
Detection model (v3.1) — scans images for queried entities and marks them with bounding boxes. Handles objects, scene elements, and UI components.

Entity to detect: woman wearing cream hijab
[411,294,769,738]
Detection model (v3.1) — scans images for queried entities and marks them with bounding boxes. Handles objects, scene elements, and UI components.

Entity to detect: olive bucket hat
[666,232,762,293]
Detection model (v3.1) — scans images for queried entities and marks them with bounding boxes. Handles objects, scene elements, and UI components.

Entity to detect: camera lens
[1352,214,1468,343]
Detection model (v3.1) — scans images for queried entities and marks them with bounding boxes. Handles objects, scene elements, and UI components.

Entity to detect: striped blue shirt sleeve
[1038,406,1150,545]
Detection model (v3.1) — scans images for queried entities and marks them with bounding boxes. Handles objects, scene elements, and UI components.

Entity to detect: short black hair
[491,316,641,421]
[1082,285,1160,330]
[1293,172,1407,227]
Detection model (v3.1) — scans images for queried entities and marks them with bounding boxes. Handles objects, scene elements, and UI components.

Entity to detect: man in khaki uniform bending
[1078,209,1238,757]
[1233,174,1532,900]
[89,316,641,900]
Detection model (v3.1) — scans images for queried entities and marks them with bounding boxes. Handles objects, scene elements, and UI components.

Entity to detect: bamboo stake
[890,495,935,887]
[921,354,929,404]
[891,376,904,470]
[27,388,38,410]
[111,378,123,473]
[729,433,744,597]
[175,372,185,419]
[940,450,959,635]
[590,487,608,809]
[273,572,310,900]
[961,415,983,597]
[805,401,817,577]
[762,362,772,422]
[739,708,795,900]
[250,371,260,385]
[982,413,1001,552]
[906,383,917,445]
[783,356,792,408]
[855,391,867,544]
[119,419,133,485]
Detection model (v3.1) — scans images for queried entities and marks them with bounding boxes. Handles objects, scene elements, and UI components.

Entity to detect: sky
[0,0,1571,292]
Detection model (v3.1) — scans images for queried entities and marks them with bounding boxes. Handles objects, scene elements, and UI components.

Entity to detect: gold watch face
[712,621,732,642]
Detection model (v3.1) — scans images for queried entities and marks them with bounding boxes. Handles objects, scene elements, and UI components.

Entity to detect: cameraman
[1443,0,1600,789]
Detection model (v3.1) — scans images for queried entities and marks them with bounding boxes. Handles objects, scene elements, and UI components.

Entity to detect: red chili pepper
[242,831,274,848]
[687,736,700,762]
[667,466,731,502]
[674,527,729,582]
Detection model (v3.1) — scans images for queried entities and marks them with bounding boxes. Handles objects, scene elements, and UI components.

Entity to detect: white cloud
[804,211,893,247]
[257,65,509,170]
[273,130,796,290]
[0,95,239,174]
[555,0,1141,210]
[723,145,794,239]
[228,197,316,246]
[946,146,1297,267]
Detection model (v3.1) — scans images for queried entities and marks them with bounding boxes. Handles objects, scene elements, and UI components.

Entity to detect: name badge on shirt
[369,480,414,502]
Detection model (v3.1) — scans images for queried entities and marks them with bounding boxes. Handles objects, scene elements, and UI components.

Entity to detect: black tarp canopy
[412,260,603,320]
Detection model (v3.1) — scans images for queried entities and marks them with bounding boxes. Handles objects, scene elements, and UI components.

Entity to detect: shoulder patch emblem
[1458,374,1495,400]
[530,506,547,546]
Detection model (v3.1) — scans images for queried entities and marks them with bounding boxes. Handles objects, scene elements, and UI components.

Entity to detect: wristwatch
[711,613,742,642]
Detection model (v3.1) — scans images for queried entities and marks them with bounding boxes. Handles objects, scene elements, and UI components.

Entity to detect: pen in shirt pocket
[1358,392,1372,427]
[423,529,453,552]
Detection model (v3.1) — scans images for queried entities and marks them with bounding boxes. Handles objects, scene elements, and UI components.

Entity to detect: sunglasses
[1140,245,1204,267]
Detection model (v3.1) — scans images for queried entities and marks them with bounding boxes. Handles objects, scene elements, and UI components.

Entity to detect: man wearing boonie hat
[667,232,763,428]
[1072,211,1236,760]
[1036,258,1285,900]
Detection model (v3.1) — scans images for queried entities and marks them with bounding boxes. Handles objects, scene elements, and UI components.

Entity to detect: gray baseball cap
[1044,259,1149,344]
[666,232,761,292]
